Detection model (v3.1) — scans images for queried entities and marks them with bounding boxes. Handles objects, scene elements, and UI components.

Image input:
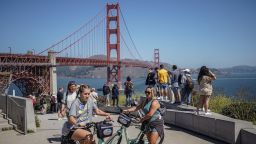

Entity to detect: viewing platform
[0,95,255,144]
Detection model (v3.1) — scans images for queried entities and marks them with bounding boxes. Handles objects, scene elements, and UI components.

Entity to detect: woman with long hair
[196,66,216,115]
[124,86,164,144]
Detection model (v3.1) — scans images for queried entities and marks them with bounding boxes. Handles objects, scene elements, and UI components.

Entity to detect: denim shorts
[159,83,168,90]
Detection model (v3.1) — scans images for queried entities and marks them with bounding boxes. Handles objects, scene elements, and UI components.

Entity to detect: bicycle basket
[117,113,132,127]
[96,121,113,139]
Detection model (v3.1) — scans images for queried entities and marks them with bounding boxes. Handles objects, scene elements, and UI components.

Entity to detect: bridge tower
[154,48,160,67]
[106,3,121,87]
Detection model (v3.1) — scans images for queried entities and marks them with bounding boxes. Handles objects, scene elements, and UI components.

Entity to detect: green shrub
[209,95,233,113]
[27,129,35,133]
[221,102,256,123]
[115,93,142,106]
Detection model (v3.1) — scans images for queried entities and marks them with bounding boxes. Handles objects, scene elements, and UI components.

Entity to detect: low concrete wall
[241,128,256,144]
[163,109,254,144]
[0,94,36,133]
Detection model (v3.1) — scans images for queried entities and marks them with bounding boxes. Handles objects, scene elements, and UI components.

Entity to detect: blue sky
[0,0,255,68]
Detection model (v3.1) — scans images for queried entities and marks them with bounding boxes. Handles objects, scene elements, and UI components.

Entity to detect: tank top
[142,99,161,122]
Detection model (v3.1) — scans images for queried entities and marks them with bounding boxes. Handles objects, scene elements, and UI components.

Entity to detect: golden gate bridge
[0,3,160,97]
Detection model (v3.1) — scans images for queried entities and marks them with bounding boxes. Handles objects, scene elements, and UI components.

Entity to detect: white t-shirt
[66,92,77,110]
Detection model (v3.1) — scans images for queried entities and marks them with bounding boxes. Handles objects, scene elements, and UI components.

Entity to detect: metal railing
[0,94,27,134]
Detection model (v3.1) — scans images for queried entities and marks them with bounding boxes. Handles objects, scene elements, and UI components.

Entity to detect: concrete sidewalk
[0,113,226,144]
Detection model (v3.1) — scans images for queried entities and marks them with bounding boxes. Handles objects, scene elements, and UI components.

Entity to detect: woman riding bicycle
[62,84,112,144]
[123,86,164,144]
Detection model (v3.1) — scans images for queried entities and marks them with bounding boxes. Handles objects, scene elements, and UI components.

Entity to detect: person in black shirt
[57,87,65,120]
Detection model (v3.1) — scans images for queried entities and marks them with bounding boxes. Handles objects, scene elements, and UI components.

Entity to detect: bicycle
[106,112,149,144]
[61,112,149,144]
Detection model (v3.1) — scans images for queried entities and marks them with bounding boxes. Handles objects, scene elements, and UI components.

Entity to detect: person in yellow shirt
[158,64,170,100]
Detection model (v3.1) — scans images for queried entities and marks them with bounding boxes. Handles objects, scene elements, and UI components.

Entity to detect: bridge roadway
[0,113,226,144]
[0,53,150,68]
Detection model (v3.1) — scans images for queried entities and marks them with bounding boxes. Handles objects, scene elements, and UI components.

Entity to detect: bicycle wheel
[105,133,122,144]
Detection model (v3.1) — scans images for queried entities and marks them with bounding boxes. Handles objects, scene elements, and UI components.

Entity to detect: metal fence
[0,94,27,134]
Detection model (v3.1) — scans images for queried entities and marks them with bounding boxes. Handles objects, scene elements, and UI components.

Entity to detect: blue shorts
[172,87,179,93]
[159,83,168,90]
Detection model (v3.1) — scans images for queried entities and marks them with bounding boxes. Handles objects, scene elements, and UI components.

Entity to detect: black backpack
[178,73,183,85]
[145,72,156,85]
[157,101,167,116]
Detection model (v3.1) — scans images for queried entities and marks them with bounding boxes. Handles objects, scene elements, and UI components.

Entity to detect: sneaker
[205,112,212,115]
[58,118,62,120]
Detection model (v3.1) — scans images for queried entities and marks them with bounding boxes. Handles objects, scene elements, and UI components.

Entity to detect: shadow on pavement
[48,118,59,120]
[164,124,228,144]
[47,136,61,143]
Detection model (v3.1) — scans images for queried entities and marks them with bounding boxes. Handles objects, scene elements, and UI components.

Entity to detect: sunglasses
[145,91,151,94]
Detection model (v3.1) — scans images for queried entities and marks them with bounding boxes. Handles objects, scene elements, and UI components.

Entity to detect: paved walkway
[0,113,227,144]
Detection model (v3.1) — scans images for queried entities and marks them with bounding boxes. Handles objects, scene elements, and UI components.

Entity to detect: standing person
[90,88,98,105]
[145,68,156,87]
[62,86,112,144]
[57,87,65,120]
[112,84,119,107]
[158,64,169,101]
[124,76,134,107]
[50,93,57,113]
[64,81,78,117]
[171,65,181,104]
[181,69,194,105]
[196,66,216,115]
[103,83,111,106]
[40,95,47,114]
[123,86,164,144]
[154,67,160,98]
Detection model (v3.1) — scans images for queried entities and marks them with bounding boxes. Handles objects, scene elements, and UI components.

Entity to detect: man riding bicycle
[62,84,112,144]
[123,86,164,144]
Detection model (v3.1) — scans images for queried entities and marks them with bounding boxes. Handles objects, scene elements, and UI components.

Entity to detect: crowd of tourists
[145,64,216,115]
[30,64,215,144]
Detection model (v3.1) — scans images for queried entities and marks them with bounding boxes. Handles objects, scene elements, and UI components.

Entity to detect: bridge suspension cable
[38,7,105,57]
[119,6,144,61]
[56,16,105,55]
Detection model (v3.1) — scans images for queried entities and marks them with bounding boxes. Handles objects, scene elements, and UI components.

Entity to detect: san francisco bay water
[8,73,256,101]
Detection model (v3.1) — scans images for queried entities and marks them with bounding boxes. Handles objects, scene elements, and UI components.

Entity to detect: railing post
[24,106,27,135]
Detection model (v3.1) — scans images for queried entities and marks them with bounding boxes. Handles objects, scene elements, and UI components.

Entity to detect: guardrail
[0,94,28,134]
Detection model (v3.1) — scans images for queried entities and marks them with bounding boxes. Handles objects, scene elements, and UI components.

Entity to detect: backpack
[145,100,166,116]
[145,72,156,85]
[178,73,183,85]
[103,85,110,94]
[157,101,167,116]
[125,81,133,93]
[185,76,194,91]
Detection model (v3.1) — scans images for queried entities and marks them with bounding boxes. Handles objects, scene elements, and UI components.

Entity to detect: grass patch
[209,95,233,113]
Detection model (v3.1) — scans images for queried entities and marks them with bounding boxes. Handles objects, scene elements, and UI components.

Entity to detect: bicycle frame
[98,125,148,144]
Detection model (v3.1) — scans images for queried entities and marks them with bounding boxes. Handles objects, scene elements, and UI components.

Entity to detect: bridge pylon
[154,48,160,68]
[106,3,121,87]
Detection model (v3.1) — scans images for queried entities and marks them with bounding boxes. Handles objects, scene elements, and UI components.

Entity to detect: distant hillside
[57,55,255,78]
[220,65,256,73]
